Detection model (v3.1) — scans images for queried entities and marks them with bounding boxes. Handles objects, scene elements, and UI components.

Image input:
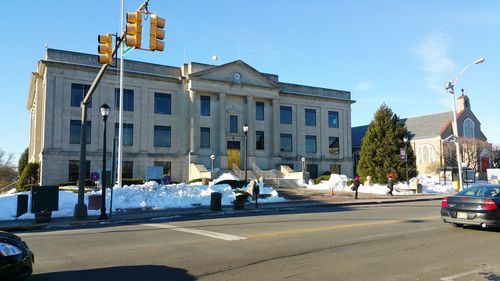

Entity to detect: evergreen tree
[357,104,417,183]
[18,147,29,176]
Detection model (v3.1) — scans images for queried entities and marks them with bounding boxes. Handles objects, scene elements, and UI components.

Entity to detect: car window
[476,187,499,198]
[457,188,477,197]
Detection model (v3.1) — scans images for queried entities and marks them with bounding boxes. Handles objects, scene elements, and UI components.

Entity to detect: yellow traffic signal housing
[149,14,165,51]
[126,11,142,48]
[98,34,113,65]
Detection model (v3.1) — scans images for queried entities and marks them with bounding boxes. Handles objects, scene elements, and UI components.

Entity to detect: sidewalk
[0,189,448,232]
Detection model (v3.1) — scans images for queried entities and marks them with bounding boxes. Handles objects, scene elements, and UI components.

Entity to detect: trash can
[17,194,28,217]
[210,192,222,211]
[31,186,59,224]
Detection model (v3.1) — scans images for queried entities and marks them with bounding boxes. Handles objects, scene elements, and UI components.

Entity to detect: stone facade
[28,49,354,185]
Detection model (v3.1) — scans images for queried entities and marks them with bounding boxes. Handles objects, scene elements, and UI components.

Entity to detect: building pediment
[188,60,280,90]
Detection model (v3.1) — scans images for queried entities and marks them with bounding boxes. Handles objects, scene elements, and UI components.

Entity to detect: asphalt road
[17,201,500,281]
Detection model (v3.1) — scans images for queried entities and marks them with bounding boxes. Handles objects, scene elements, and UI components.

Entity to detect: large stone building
[352,94,492,177]
[28,49,354,185]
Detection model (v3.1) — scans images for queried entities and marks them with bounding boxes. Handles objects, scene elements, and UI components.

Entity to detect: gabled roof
[352,111,454,149]
[188,60,280,88]
[352,125,369,149]
[401,111,453,139]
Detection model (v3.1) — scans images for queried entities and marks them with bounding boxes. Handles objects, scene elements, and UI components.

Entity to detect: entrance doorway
[227,141,241,169]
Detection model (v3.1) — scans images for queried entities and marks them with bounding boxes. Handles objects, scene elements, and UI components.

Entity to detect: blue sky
[1,1,499,161]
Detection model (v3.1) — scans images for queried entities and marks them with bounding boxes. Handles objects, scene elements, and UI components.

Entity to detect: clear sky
[1,1,499,162]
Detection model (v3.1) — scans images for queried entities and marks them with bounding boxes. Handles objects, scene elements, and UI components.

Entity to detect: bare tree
[443,138,492,172]
[0,148,17,187]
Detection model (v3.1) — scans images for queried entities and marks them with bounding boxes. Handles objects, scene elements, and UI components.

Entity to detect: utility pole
[74,0,158,219]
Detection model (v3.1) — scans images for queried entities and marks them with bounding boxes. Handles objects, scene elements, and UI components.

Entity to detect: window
[154,93,171,115]
[329,137,340,154]
[256,101,264,121]
[229,115,238,133]
[68,160,90,181]
[418,144,435,164]
[154,161,171,176]
[71,83,91,107]
[200,127,210,148]
[115,123,133,146]
[305,135,317,153]
[330,164,341,175]
[463,118,475,138]
[122,161,133,179]
[307,164,318,179]
[200,95,211,116]
[256,131,265,150]
[280,134,292,152]
[305,108,316,126]
[70,120,91,144]
[114,88,134,111]
[328,111,339,128]
[154,126,171,147]
[280,106,292,124]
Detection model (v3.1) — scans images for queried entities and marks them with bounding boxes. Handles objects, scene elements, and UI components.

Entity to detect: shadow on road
[30,265,195,281]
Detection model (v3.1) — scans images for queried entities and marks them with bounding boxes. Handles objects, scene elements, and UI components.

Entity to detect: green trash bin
[31,186,59,223]
[210,192,222,211]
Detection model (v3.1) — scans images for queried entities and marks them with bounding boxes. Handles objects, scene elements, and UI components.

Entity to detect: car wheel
[450,223,463,228]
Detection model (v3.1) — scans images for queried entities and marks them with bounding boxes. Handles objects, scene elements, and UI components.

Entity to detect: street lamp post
[445,58,485,191]
[243,124,249,182]
[99,103,110,220]
[210,154,215,172]
[403,136,409,184]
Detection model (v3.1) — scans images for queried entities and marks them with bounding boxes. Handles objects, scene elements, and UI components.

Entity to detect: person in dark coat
[387,176,394,196]
[353,176,360,199]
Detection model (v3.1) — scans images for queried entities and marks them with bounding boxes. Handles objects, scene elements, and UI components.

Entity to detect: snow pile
[306,174,458,195]
[0,175,286,221]
[306,174,349,191]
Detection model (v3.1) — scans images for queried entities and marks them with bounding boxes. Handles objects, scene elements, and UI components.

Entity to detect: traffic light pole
[74,0,150,220]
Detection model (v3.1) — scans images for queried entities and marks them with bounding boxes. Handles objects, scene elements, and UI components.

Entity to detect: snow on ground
[0,174,285,221]
[306,174,486,196]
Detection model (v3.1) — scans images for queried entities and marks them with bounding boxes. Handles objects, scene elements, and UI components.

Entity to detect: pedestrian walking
[252,179,260,208]
[353,176,360,199]
[387,175,394,196]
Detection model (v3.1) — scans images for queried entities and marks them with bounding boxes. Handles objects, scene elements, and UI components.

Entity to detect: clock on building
[233,72,241,82]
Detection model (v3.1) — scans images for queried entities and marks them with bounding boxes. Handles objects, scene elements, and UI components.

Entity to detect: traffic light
[98,34,113,65]
[126,11,142,48]
[149,14,165,51]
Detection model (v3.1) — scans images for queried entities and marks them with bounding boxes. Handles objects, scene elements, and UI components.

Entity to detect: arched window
[463,118,475,138]
[418,144,435,164]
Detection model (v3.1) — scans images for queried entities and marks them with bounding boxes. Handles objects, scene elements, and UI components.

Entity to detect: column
[272,98,280,157]
[246,96,255,157]
[218,93,226,155]
[188,90,198,156]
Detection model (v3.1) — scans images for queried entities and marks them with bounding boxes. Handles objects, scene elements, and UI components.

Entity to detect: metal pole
[117,0,124,188]
[450,84,463,191]
[74,103,89,219]
[73,0,150,219]
[99,115,108,220]
[405,142,409,183]
[244,131,248,182]
[109,137,117,219]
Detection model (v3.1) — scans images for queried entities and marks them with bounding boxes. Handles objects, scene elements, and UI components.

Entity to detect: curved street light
[445,58,485,191]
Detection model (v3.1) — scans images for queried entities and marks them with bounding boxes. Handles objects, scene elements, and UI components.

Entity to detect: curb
[0,195,446,232]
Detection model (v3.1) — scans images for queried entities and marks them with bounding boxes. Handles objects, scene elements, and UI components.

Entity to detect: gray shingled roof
[401,111,453,139]
[352,111,454,148]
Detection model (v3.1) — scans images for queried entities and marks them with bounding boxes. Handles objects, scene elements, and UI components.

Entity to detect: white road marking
[145,223,247,241]
[440,264,499,281]
[440,269,483,281]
